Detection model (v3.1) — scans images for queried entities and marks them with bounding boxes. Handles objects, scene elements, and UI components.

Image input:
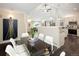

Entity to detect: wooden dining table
[33,39,51,51]
[27,39,51,56]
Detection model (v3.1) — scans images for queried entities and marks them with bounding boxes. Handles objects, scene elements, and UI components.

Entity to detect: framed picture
[3,19,18,41]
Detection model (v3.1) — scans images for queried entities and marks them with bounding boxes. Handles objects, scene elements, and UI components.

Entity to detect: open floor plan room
[0,3,79,56]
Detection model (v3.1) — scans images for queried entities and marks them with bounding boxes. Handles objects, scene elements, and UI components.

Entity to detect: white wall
[0,18,3,42]
[0,9,27,42]
[38,26,65,48]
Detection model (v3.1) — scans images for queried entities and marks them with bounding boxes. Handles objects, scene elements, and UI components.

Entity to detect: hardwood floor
[0,42,12,56]
[52,34,79,56]
[0,34,79,56]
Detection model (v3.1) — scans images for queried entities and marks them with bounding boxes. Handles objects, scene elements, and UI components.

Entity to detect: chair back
[44,36,53,45]
[10,38,16,48]
[5,45,19,56]
[9,38,30,56]
[38,33,44,41]
[15,44,30,56]
[60,51,66,56]
[21,32,29,38]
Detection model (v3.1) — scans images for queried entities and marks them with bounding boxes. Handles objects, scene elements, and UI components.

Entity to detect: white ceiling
[0,3,40,14]
[0,3,79,21]
[29,3,79,21]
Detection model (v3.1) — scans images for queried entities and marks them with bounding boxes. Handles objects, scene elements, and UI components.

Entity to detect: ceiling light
[42,4,52,13]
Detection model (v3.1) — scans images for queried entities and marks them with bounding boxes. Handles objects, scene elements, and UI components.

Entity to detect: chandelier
[41,4,52,13]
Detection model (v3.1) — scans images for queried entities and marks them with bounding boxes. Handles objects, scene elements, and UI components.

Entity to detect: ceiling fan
[43,4,52,12]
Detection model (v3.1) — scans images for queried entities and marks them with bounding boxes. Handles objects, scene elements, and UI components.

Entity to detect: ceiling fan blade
[48,8,52,10]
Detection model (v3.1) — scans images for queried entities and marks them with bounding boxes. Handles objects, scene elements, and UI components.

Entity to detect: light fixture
[27,19,32,23]
[8,14,14,18]
[42,4,52,13]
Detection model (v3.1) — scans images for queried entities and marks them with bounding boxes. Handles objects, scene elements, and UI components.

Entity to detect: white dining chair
[44,35,53,51]
[9,38,30,56]
[21,32,29,38]
[15,44,30,56]
[60,51,66,56]
[5,45,19,56]
[38,33,45,41]
[10,38,16,48]
[21,32,30,46]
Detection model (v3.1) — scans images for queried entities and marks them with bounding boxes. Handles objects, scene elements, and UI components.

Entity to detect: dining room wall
[0,9,27,43]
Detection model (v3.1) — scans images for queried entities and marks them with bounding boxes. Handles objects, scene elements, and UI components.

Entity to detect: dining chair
[60,51,66,56]
[21,32,30,46]
[9,38,30,56]
[5,45,19,56]
[21,32,29,38]
[14,44,30,56]
[10,38,16,48]
[38,33,45,41]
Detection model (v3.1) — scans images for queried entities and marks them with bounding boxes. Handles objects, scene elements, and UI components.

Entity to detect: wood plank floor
[52,34,79,56]
[0,34,79,56]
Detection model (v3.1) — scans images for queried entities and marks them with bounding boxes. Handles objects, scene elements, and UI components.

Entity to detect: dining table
[27,39,51,56]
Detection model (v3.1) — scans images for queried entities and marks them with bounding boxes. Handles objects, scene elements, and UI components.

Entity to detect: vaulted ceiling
[29,3,79,20]
[0,3,40,14]
[0,3,79,21]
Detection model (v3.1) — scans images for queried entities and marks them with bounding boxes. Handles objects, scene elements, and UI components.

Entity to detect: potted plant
[28,27,38,38]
